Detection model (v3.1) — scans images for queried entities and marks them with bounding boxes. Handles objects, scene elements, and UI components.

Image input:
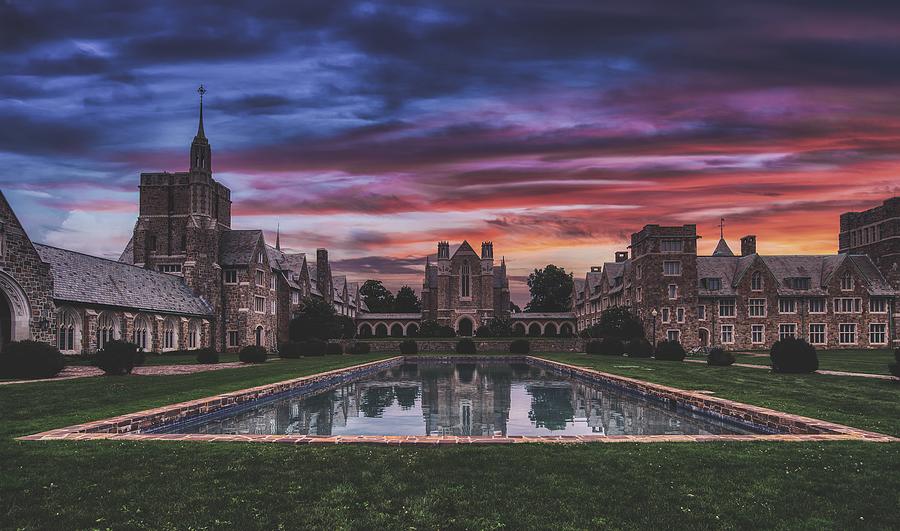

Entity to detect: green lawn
[731,349,895,375]
[1,353,898,529]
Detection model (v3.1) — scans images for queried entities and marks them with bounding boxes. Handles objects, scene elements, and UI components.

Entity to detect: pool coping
[18,355,897,445]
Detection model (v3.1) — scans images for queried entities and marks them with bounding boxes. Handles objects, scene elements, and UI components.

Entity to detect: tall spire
[719,217,725,239]
[275,222,281,251]
[196,84,207,139]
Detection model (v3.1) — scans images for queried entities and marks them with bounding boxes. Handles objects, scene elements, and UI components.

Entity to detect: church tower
[190,85,212,175]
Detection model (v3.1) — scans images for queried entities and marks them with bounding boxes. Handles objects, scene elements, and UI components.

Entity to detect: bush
[475,325,494,338]
[889,349,900,378]
[654,340,686,361]
[624,338,653,358]
[770,337,818,373]
[456,338,476,354]
[399,339,418,354]
[239,345,267,363]
[707,347,735,366]
[348,342,371,355]
[326,342,343,355]
[195,348,219,364]
[0,340,64,379]
[300,340,328,357]
[95,340,143,375]
[585,340,603,355]
[418,320,456,338]
[279,341,302,359]
[509,339,530,354]
[597,337,625,356]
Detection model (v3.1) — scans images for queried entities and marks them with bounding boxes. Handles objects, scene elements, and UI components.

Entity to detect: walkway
[0,362,248,386]
[683,358,897,380]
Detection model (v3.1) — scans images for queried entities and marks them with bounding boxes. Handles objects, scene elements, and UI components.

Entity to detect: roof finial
[719,217,725,239]
[275,221,281,251]
[196,84,207,139]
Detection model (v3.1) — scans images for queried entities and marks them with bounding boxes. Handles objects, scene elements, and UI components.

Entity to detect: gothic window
[133,315,151,351]
[97,312,118,350]
[840,272,853,291]
[751,271,762,291]
[56,308,79,352]
[461,261,471,298]
[188,320,200,349]
[163,318,178,350]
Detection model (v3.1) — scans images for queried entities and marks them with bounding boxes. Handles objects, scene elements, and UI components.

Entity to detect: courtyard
[2,350,897,529]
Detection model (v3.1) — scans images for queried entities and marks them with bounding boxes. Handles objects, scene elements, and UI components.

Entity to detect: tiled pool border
[18,355,897,445]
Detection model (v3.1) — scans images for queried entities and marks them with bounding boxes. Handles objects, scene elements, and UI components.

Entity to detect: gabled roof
[219,230,263,266]
[451,240,477,258]
[119,236,135,264]
[34,244,212,316]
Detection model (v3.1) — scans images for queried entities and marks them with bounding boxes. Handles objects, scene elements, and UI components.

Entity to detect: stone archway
[358,323,373,338]
[456,316,474,337]
[528,322,542,337]
[699,328,710,347]
[390,323,404,337]
[0,271,31,352]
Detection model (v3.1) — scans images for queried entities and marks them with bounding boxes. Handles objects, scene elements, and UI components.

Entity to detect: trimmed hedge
[399,340,418,354]
[239,345,267,363]
[624,338,653,358]
[279,342,302,359]
[0,340,65,379]
[95,340,144,375]
[348,342,371,355]
[303,340,328,357]
[654,340,686,361]
[509,339,530,354]
[195,348,219,364]
[770,337,818,373]
[707,347,735,366]
[597,337,624,356]
[889,349,900,378]
[475,325,494,338]
[456,338,476,354]
[326,342,343,355]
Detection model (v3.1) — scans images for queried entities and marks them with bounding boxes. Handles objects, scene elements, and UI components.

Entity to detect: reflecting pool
[167,361,757,437]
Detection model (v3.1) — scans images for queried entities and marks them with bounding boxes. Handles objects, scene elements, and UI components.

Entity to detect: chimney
[615,251,628,263]
[316,248,331,302]
[740,235,757,256]
[590,266,601,272]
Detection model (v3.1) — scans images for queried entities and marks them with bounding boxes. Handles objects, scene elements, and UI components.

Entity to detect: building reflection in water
[184,362,751,436]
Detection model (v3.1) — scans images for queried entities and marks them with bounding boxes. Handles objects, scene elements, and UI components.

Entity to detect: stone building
[575,203,899,349]
[0,92,364,355]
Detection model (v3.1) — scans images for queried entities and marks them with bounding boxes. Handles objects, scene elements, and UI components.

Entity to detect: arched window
[133,315,151,351]
[97,312,118,350]
[163,318,178,350]
[358,323,373,338]
[390,323,404,337]
[255,326,263,346]
[56,308,79,352]
[460,261,471,298]
[751,271,762,291]
[840,272,853,290]
[188,320,200,349]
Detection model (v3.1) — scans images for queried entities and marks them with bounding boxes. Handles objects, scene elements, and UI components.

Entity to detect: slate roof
[510,312,576,319]
[119,236,135,264]
[34,244,212,316]
[712,238,735,257]
[357,312,423,320]
[219,230,263,266]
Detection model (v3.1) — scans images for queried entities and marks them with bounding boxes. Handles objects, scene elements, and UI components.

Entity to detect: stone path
[683,358,897,380]
[0,362,248,386]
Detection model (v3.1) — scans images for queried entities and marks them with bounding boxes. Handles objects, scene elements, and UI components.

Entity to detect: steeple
[712,217,735,256]
[275,222,281,251]
[190,84,212,174]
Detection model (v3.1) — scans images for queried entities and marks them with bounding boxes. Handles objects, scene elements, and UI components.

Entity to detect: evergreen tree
[394,286,422,312]
[360,280,395,313]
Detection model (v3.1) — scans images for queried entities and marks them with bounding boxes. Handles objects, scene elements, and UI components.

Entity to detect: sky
[2,0,899,305]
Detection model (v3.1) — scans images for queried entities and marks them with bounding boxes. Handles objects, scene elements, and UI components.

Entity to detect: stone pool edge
[18,355,897,445]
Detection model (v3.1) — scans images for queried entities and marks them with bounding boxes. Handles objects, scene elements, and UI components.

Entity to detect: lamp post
[651,308,658,348]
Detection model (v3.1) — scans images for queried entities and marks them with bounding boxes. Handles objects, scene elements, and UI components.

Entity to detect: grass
[731,349,895,375]
[1,352,898,529]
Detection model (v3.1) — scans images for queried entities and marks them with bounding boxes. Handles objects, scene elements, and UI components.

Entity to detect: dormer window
[751,272,762,291]
[257,252,264,264]
[702,278,721,290]
[840,272,853,291]
[786,277,810,290]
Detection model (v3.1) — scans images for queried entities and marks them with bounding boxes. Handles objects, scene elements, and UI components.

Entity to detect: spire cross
[719,217,725,239]
[197,84,207,100]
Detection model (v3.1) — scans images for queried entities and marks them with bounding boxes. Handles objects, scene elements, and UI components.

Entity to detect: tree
[525,264,573,312]
[586,306,644,341]
[509,302,522,313]
[418,320,456,338]
[360,280,394,313]
[289,297,341,341]
[394,286,422,313]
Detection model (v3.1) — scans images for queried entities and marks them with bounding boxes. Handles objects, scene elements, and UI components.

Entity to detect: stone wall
[333,337,584,353]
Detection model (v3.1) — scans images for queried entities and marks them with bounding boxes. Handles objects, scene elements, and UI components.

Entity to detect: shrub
[509,339,530,354]
[475,325,494,338]
[889,349,900,378]
[770,337,818,373]
[418,320,456,338]
[399,339,418,354]
[279,342,302,359]
[597,337,625,356]
[348,342,371,355]
[195,348,219,364]
[95,340,143,375]
[624,338,653,358]
[300,340,327,357]
[0,340,64,379]
[707,347,735,366]
[455,338,476,354]
[326,342,343,355]
[654,340,686,361]
[585,339,603,355]
[239,345,267,363]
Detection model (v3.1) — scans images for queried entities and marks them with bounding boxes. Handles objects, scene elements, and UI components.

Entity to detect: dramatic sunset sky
[2,1,899,303]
